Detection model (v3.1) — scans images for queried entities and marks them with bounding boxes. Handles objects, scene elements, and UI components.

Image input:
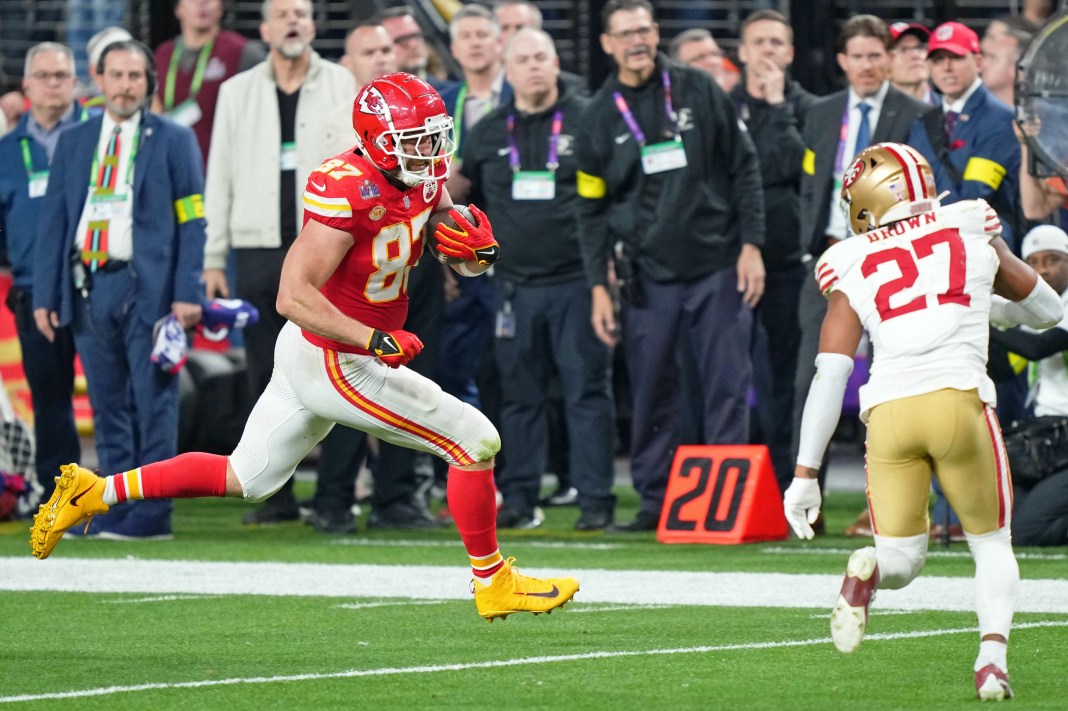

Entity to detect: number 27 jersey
[816,200,1002,421]
[300,150,444,354]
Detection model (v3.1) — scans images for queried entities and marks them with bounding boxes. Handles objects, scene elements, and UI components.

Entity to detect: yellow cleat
[30,464,109,560]
[473,557,579,622]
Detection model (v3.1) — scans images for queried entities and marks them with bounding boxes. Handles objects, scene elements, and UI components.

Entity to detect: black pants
[623,268,753,516]
[7,286,80,497]
[493,278,615,516]
[1013,471,1068,546]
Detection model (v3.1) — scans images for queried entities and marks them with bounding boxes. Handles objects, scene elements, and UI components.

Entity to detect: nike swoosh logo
[382,335,396,352]
[69,486,93,507]
[516,585,560,598]
[310,180,326,191]
[475,248,497,260]
[497,147,511,156]
[614,133,630,145]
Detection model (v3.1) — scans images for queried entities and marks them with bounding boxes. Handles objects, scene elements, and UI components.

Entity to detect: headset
[95,38,158,99]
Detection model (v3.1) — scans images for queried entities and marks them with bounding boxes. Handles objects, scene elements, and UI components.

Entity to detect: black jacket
[576,54,765,286]
[730,77,816,271]
[462,82,588,285]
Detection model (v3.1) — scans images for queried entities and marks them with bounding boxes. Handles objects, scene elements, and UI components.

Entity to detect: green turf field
[2,486,1066,709]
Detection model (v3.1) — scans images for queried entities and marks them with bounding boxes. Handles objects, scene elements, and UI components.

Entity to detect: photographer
[990,225,1068,546]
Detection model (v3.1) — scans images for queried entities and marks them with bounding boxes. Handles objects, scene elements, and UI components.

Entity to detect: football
[427,204,478,264]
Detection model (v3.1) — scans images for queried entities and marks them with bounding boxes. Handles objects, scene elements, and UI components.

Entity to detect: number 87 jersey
[300,149,443,355]
[816,199,1004,421]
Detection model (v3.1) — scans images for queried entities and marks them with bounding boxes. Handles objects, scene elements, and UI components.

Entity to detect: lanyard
[832,103,852,176]
[19,139,38,178]
[612,70,678,146]
[20,107,89,176]
[506,109,564,172]
[164,39,215,110]
[88,123,141,189]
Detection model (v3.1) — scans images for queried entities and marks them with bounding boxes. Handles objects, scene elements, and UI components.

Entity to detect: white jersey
[1030,289,1068,417]
[815,200,1002,422]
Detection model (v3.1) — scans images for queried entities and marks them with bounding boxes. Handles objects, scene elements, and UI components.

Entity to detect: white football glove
[783,477,822,540]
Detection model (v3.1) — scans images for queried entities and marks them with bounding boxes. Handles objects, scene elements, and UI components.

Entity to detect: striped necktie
[83,126,122,270]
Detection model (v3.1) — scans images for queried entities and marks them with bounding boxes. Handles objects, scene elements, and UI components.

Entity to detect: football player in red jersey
[30,73,579,622]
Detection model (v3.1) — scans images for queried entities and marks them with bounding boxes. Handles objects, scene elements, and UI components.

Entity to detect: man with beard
[202,0,355,524]
[32,40,206,539]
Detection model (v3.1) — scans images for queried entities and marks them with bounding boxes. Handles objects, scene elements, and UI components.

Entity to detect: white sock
[975,640,1008,672]
[102,476,118,506]
[872,533,928,590]
[966,526,1018,641]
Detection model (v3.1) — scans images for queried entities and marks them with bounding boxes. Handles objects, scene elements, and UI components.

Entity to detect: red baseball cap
[927,21,980,57]
[889,22,930,44]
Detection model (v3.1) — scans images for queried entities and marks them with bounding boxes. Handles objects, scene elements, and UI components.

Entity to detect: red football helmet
[352,72,455,187]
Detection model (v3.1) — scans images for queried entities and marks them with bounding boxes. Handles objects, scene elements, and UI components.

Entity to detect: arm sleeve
[170,126,207,305]
[990,325,1068,361]
[989,278,1064,330]
[796,352,854,469]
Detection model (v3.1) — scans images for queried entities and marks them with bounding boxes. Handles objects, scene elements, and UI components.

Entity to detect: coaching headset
[95,38,158,100]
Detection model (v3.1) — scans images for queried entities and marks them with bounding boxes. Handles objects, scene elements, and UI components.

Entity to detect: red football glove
[367,328,423,368]
[433,205,500,265]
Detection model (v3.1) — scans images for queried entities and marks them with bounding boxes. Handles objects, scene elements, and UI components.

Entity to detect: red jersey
[300,150,444,354]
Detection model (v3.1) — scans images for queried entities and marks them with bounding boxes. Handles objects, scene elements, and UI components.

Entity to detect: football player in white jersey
[782,142,1062,700]
[29,73,579,622]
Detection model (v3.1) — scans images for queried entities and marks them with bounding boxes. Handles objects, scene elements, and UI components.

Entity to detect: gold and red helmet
[352,72,455,187]
[840,142,939,234]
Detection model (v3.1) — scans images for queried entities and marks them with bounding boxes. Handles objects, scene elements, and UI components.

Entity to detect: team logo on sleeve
[403,195,411,209]
[423,179,438,203]
[369,206,386,221]
[843,158,865,188]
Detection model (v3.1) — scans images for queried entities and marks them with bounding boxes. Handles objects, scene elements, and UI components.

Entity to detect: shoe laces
[504,557,554,594]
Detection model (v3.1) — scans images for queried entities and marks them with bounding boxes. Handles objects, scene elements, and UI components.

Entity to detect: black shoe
[242,496,300,525]
[496,506,544,530]
[575,510,613,531]
[308,507,357,535]
[539,485,578,507]
[367,499,446,530]
[605,511,659,533]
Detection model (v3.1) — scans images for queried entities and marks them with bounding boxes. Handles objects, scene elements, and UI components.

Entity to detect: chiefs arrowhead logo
[358,86,392,123]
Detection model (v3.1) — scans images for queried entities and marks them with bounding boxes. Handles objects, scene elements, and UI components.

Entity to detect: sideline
[2,621,1066,704]
[4,556,1068,613]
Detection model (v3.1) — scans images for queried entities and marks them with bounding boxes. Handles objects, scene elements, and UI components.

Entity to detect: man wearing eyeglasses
[889,22,936,105]
[0,42,85,502]
[375,6,450,88]
[576,0,765,532]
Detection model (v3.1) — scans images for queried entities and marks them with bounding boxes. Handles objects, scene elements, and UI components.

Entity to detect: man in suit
[33,40,206,539]
[793,15,932,501]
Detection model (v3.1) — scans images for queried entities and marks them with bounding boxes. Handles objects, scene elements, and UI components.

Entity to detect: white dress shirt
[74,110,142,261]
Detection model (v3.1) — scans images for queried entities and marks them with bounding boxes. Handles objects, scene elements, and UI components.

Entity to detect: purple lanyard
[612,70,678,146]
[833,103,852,175]
[507,109,564,172]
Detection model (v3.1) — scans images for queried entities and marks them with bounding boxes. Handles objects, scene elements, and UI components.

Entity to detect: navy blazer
[32,109,206,327]
[907,83,1022,248]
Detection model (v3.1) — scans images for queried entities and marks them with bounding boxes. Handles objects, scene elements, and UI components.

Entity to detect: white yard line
[762,546,1068,561]
[2,620,1066,704]
[4,557,1068,613]
[330,539,621,550]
